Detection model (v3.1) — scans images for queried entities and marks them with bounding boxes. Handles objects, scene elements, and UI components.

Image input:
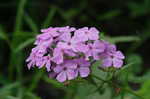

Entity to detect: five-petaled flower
[26,26,125,82]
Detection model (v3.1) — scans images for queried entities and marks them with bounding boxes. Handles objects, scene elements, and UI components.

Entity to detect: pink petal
[56,71,67,82]
[114,51,125,59]
[92,52,100,60]
[66,69,75,80]
[102,57,113,67]
[107,44,116,53]
[53,65,64,73]
[78,58,90,67]
[59,32,71,42]
[93,40,105,53]
[79,67,90,77]
[75,43,89,53]
[113,58,123,68]
[73,29,88,42]
[41,27,52,32]
[64,50,77,57]
[57,42,71,49]
[88,27,99,40]
[74,70,79,77]
[85,51,92,60]
[52,48,64,64]
[27,62,33,69]
[64,61,77,69]
[50,30,59,37]
[46,61,51,72]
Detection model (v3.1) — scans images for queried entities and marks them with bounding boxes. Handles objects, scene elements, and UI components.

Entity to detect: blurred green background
[0,0,150,99]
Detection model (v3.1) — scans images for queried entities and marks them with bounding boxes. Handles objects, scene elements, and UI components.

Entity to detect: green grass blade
[0,82,20,93]
[28,69,45,92]
[24,13,38,33]
[15,38,35,52]
[42,6,57,28]
[9,0,27,80]
[43,76,65,89]
[14,0,27,33]
[104,36,141,43]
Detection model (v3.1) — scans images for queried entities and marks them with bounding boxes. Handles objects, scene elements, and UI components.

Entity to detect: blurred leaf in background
[0,0,150,99]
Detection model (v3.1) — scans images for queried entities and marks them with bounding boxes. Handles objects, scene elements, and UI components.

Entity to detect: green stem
[91,74,107,83]
[14,0,27,32]
[92,74,144,99]
[9,0,27,80]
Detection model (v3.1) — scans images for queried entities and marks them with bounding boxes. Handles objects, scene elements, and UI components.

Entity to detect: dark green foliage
[0,0,150,99]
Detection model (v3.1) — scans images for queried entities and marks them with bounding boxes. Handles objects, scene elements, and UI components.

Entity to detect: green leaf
[0,26,7,40]
[28,69,45,92]
[24,13,38,33]
[137,80,150,99]
[43,76,65,89]
[25,92,41,99]
[6,96,19,99]
[86,87,111,99]
[126,54,142,74]
[0,75,10,85]
[128,1,150,17]
[76,83,97,99]
[42,6,57,28]
[0,25,10,47]
[0,82,20,94]
[14,38,35,52]
[116,62,134,75]
[128,71,150,83]
[104,36,141,43]
[98,10,121,20]
[14,0,27,32]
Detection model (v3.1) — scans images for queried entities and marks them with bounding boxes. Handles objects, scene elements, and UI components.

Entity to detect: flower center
[89,46,92,49]
[63,67,67,71]
[85,31,89,34]
[68,42,71,45]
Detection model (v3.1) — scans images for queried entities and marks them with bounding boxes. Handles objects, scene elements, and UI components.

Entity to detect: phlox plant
[26,26,125,83]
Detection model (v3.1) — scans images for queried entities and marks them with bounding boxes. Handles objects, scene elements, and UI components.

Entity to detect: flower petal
[75,43,89,53]
[114,51,125,59]
[64,50,77,57]
[93,40,105,53]
[74,28,88,42]
[57,42,71,49]
[66,69,75,80]
[74,70,79,77]
[106,44,116,53]
[102,57,112,67]
[53,65,63,73]
[56,71,67,82]
[88,27,99,40]
[92,52,100,60]
[46,61,51,72]
[64,61,77,69]
[77,58,90,67]
[52,48,64,64]
[113,58,123,68]
[59,32,71,42]
[79,67,90,77]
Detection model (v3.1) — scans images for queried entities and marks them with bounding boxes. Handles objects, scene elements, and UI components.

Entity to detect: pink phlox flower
[53,60,77,82]
[101,43,125,68]
[73,58,91,78]
[74,27,99,41]
[57,32,88,53]
[85,40,105,60]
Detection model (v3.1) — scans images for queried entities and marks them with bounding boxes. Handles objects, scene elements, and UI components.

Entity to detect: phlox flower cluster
[26,26,125,82]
